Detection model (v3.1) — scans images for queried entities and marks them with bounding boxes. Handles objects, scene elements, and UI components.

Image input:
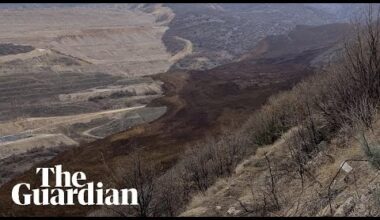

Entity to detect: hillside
[163,3,361,70]
[181,118,380,216]
[0,22,349,216]
[0,3,378,217]
[177,12,380,216]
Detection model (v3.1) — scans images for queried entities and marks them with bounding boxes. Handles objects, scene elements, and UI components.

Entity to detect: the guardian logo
[12,165,138,206]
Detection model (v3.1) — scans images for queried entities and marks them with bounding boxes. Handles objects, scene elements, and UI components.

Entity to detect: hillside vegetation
[91,7,380,217]
[178,8,380,216]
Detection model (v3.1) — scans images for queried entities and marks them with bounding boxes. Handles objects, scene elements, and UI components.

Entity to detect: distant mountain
[162,3,367,70]
[0,3,85,9]
[242,23,352,61]
[306,3,368,21]
[0,3,369,71]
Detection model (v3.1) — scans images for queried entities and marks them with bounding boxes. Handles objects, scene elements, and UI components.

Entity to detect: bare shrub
[246,90,301,146]
[182,142,213,192]
[210,131,248,176]
[284,125,326,194]
[148,128,249,216]
[100,153,155,217]
[348,95,378,132]
[152,168,187,216]
[125,155,155,217]
[312,5,380,133]
[264,154,280,210]
[236,175,280,216]
[179,129,249,194]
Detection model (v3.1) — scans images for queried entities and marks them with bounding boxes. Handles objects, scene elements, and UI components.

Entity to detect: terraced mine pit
[0,5,178,190]
[0,5,176,76]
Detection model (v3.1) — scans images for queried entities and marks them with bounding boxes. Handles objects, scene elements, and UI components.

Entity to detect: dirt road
[169,36,193,63]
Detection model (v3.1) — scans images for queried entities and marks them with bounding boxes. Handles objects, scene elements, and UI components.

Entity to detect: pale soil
[0,105,163,161]
[82,106,167,139]
[169,36,193,63]
[0,48,51,63]
[81,122,112,139]
[0,5,181,76]
[0,106,146,136]
[58,82,163,102]
[0,133,78,160]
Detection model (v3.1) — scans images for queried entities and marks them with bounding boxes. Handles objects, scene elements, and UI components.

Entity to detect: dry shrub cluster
[151,130,250,216]
[311,9,380,133]
[246,91,301,146]
[182,132,248,190]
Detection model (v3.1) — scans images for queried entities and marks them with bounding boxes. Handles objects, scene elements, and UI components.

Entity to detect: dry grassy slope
[181,119,380,217]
